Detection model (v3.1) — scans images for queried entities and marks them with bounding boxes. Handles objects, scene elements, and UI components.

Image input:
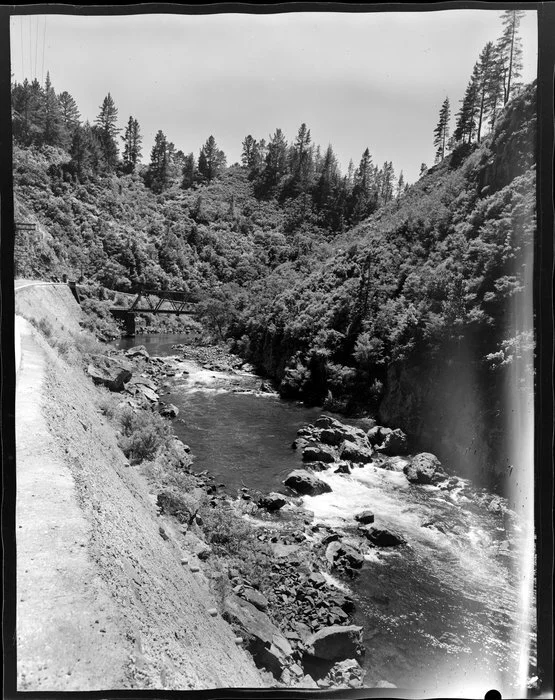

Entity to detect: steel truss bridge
[111,289,199,335]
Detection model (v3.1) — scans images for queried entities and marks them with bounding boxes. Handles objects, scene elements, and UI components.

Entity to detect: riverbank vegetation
[13,11,534,487]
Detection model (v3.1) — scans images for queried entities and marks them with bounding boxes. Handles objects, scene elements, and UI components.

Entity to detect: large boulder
[124,345,150,359]
[305,625,364,661]
[367,425,391,446]
[361,526,406,547]
[257,492,288,512]
[340,441,374,464]
[302,444,337,464]
[126,375,159,402]
[354,510,375,525]
[314,416,337,429]
[325,540,364,570]
[127,375,158,390]
[241,588,269,612]
[223,594,294,677]
[315,416,368,445]
[159,403,179,418]
[404,452,447,485]
[87,355,132,392]
[376,428,408,456]
[318,427,346,446]
[284,470,332,496]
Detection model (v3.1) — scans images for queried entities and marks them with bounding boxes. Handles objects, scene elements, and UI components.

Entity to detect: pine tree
[121,116,142,174]
[346,159,354,187]
[57,90,81,146]
[313,144,339,207]
[350,148,378,222]
[396,170,405,198]
[95,93,120,170]
[257,128,288,196]
[41,72,63,147]
[69,122,101,182]
[474,42,502,142]
[487,45,506,130]
[290,122,313,191]
[146,129,171,193]
[181,153,196,189]
[497,9,525,105]
[12,79,42,146]
[197,135,226,183]
[380,161,395,203]
[454,78,478,144]
[434,97,451,162]
[241,135,258,168]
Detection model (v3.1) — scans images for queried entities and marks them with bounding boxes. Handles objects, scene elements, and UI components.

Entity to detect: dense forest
[12,10,534,489]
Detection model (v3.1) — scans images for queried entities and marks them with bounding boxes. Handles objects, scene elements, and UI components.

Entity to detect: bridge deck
[111,289,199,316]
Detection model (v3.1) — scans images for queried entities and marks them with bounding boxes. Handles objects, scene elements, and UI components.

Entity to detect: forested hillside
[12,11,535,488]
[234,83,535,489]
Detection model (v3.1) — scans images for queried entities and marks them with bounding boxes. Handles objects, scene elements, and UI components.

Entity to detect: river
[115,334,533,696]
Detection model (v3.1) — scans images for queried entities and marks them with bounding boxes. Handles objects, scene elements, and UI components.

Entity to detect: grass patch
[27,312,106,367]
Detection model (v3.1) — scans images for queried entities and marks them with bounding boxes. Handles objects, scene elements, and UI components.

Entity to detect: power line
[28,16,31,80]
[20,16,24,80]
[34,15,38,81]
[41,17,46,85]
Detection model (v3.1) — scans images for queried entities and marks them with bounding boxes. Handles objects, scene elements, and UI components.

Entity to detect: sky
[10,10,537,184]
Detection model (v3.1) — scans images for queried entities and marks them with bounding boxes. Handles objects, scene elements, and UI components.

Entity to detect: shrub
[209,565,232,613]
[117,408,172,464]
[35,317,53,338]
[200,505,254,555]
[157,490,199,524]
[96,390,118,420]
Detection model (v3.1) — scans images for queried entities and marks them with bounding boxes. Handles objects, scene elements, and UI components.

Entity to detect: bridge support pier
[123,313,136,337]
[111,309,136,337]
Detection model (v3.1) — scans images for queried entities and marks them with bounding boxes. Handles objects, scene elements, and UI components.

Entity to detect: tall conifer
[434,97,451,162]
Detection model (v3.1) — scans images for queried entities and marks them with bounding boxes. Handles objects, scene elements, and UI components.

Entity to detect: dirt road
[14,283,264,690]
[16,316,130,690]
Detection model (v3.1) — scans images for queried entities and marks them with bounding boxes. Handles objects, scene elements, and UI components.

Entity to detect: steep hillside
[235,83,536,490]
[13,81,536,491]
[13,151,333,297]
[15,285,265,690]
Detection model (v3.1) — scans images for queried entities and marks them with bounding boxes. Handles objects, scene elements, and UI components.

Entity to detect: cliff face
[15,283,264,691]
[378,356,500,488]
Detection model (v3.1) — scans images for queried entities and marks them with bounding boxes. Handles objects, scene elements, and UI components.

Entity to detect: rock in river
[376,428,408,456]
[305,625,364,661]
[404,452,447,485]
[124,344,150,359]
[361,526,406,547]
[354,510,375,525]
[302,444,337,464]
[159,403,179,418]
[284,470,332,496]
[257,492,288,512]
[367,425,391,446]
[340,441,374,464]
[325,540,364,570]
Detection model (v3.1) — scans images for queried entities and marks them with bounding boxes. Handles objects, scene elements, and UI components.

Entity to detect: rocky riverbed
[90,340,528,692]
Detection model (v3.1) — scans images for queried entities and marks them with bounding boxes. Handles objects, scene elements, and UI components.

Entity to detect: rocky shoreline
[87,341,515,690]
